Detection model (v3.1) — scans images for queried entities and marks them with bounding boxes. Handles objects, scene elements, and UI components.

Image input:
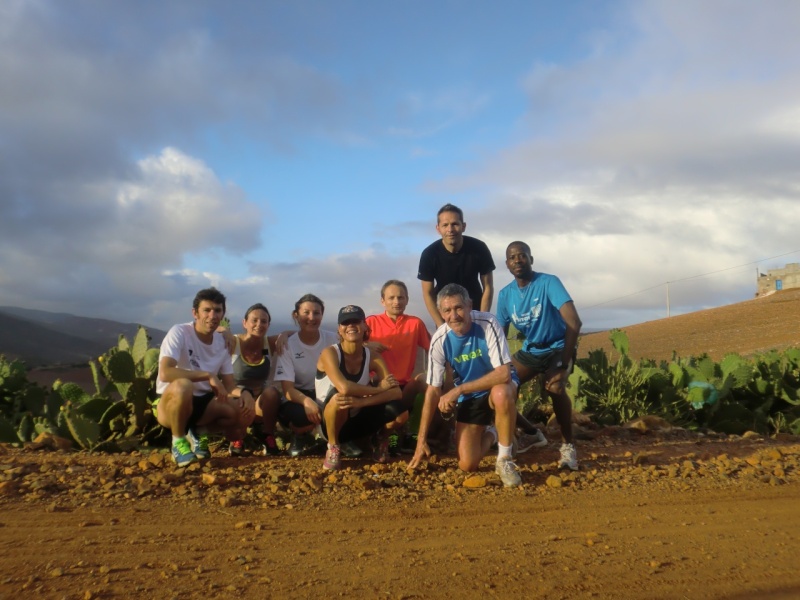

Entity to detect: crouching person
[317,305,407,470]
[409,284,522,487]
[155,287,242,466]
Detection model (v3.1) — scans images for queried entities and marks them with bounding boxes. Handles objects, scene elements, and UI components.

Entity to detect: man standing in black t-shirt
[417,204,549,455]
[417,203,495,328]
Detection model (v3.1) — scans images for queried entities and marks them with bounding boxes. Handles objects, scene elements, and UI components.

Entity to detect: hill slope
[0,306,166,367]
[579,287,800,361]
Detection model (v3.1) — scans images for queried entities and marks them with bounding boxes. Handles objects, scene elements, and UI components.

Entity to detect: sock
[497,443,513,460]
[172,435,186,445]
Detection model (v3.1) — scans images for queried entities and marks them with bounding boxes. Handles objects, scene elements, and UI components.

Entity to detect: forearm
[282,383,312,404]
[451,366,510,397]
[355,386,401,408]
[422,287,443,327]
[416,388,440,441]
[159,365,212,384]
[479,286,494,312]
[560,304,582,365]
[337,381,393,397]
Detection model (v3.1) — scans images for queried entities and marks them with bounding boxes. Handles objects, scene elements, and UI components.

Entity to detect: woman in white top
[274,294,339,456]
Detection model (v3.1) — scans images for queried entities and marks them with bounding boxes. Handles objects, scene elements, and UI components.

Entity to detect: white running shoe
[515,429,548,454]
[495,456,522,488]
[558,443,579,471]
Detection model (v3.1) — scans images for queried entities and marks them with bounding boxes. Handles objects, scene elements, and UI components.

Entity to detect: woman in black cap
[316,305,408,470]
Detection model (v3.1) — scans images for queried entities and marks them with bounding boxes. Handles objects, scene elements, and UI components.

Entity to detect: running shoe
[186,429,211,460]
[516,429,548,454]
[495,456,522,488]
[558,443,579,471]
[323,444,342,470]
[290,433,320,457]
[341,440,363,458]
[399,434,418,455]
[171,438,197,467]
[228,439,245,457]
[388,433,400,457]
[262,433,281,456]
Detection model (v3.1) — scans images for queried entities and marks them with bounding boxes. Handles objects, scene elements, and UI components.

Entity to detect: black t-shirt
[417,236,496,309]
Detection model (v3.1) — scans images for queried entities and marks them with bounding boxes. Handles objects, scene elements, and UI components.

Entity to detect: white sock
[497,443,513,460]
[172,435,185,444]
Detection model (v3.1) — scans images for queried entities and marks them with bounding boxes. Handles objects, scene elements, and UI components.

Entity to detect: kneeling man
[156,287,244,466]
[409,284,521,487]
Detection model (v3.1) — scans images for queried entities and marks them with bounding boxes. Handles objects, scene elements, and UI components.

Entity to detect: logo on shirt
[294,352,304,360]
[453,348,483,364]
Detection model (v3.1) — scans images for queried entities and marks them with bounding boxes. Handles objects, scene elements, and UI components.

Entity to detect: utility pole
[666,281,670,318]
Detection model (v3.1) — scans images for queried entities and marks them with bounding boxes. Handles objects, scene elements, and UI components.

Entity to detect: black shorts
[321,390,407,443]
[514,348,575,375]
[455,393,494,426]
[277,388,319,428]
[186,392,215,430]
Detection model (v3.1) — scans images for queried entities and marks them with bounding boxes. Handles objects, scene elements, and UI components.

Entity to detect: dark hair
[437,203,464,223]
[506,240,532,255]
[244,303,271,322]
[292,294,325,326]
[380,279,408,298]
[193,287,226,313]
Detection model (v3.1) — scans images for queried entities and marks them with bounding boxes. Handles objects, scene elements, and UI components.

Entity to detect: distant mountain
[0,306,167,368]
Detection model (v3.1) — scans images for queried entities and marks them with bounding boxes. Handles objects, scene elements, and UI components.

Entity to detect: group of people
[154,203,582,488]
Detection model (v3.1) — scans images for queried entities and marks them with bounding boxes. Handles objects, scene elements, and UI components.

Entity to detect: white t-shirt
[274,330,339,391]
[156,322,233,395]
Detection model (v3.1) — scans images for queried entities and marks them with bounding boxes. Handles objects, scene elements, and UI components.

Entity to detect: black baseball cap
[337,305,366,324]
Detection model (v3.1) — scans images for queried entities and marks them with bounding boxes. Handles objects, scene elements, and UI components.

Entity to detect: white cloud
[447,0,800,328]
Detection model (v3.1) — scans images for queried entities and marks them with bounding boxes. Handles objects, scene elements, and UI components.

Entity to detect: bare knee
[458,457,480,472]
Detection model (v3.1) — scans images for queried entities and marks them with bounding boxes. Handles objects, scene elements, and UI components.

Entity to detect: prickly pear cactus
[17,413,33,442]
[143,348,160,378]
[77,397,113,423]
[0,415,18,443]
[64,409,100,449]
[105,351,136,384]
[57,382,92,406]
[131,326,150,367]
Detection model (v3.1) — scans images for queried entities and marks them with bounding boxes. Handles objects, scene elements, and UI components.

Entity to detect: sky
[2,0,800,336]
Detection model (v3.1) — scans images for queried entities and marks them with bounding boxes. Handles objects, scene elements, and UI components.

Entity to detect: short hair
[293,294,325,315]
[436,283,470,310]
[380,279,408,298]
[506,240,532,255]
[437,203,464,223]
[243,303,271,322]
[193,287,226,313]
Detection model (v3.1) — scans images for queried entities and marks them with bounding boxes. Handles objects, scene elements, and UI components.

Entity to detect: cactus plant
[63,409,100,449]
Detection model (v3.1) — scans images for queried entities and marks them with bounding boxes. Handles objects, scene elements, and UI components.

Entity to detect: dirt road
[2,427,799,599]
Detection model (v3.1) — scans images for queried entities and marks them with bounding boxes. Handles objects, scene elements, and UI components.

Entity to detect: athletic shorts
[152,391,215,430]
[277,388,319,428]
[514,348,576,375]
[455,392,494,426]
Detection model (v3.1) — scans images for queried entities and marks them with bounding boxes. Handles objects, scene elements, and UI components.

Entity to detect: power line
[583,249,800,311]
